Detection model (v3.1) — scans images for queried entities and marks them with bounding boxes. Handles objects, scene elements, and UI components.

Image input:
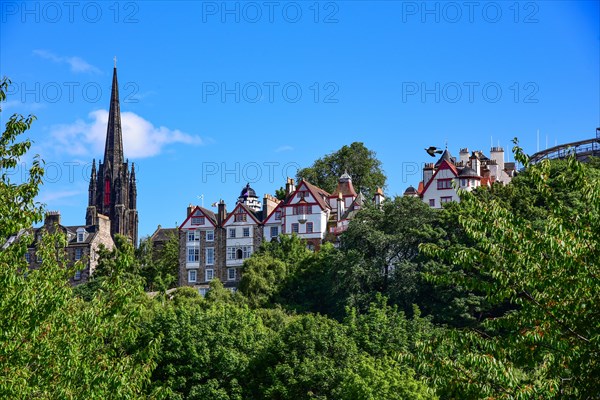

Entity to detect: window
[295,205,305,215]
[206,247,215,265]
[75,248,83,260]
[228,268,237,281]
[188,270,197,283]
[227,246,253,260]
[229,228,236,238]
[437,179,452,190]
[307,243,315,251]
[243,227,250,237]
[205,269,214,281]
[25,253,30,263]
[74,270,82,280]
[441,196,453,204]
[198,288,208,297]
[306,222,314,233]
[429,199,435,207]
[275,211,282,220]
[77,229,85,243]
[270,226,278,238]
[234,213,247,222]
[305,205,312,214]
[191,216,205,225]
[460,178,467,186]
[104,178,110,206]
[187,230,198,242]
[292,223,299,233]
[206,230,214,241]
[187,247,199,262]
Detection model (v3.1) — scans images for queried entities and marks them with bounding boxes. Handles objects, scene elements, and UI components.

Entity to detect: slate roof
[151,227,178,243]
[434,148,455,167]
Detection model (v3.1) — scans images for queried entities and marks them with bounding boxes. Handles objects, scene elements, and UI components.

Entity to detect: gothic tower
[86,64,139,246]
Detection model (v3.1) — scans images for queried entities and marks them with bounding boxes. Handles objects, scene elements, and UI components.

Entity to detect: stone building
[178,174,377,293]
[86,65,138,246]
[22,211,114,284]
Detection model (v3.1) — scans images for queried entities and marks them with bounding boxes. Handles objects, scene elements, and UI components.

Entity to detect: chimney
[285,177,296,198]
[490,146,505,171]
[470,152,481,176]
[337,192,345,221]
[187,204,195,216]
[459,148,470,165]
[97,213,111,234]
[423,163,434,187]
[45,211,61,227]
[263,194,280,219]
[217,200,227,226]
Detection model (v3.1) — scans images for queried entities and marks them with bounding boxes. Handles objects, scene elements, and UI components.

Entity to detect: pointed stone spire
[103,65,124,171]
[88,158,97,206]
[129,162,137,209]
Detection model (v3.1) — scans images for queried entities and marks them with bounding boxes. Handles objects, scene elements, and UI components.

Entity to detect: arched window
[104,179,111,205]
[236,248,243,259]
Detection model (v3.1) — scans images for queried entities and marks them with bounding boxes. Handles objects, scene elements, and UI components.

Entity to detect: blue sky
[1,1,599,238]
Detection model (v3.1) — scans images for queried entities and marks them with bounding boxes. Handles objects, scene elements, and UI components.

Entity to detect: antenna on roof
[113,56,117,68]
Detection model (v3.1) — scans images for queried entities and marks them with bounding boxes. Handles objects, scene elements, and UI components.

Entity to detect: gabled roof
[421,159,459,195]
[299,180,331,210]
[178,206,218,229]
[263,200,285,225]
[222,202,262,226]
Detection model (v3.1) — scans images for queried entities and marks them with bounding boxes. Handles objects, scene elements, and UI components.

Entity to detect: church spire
[103,64,124,170]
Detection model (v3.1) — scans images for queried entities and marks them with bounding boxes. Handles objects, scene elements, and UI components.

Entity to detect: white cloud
[49,110,203,159]
[33,50,101,74]
[37,189,83,204]
[275,145,294,152]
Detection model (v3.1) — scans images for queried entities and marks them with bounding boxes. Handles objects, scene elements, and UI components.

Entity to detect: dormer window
[76,228,86,243]
[275,211,282,220]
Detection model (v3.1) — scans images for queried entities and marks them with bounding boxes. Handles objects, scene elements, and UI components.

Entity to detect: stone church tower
[86,65,138,246]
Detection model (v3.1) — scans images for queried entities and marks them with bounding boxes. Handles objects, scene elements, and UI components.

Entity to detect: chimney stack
[263,194,280,219]
[45,211,61,227]
[187,204,195,216]
[285,177,296,198]
[217,200,227,226]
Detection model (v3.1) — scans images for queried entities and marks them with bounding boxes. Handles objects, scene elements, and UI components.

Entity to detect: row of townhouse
[174,173,385,293]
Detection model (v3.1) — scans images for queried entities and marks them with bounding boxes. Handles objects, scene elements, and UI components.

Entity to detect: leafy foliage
[415,144,600,398]
[297,142,386,197]
[0,78,157,398]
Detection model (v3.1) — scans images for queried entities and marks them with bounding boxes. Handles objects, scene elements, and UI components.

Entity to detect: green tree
[138,231,180,292]
[239,234,311,308]
[297,142,386,197]
[416,146,600,398]
[0,78,157,398]
[144,290,269,399]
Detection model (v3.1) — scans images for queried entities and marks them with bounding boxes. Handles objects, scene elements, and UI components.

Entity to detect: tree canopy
[297,142,386,197]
